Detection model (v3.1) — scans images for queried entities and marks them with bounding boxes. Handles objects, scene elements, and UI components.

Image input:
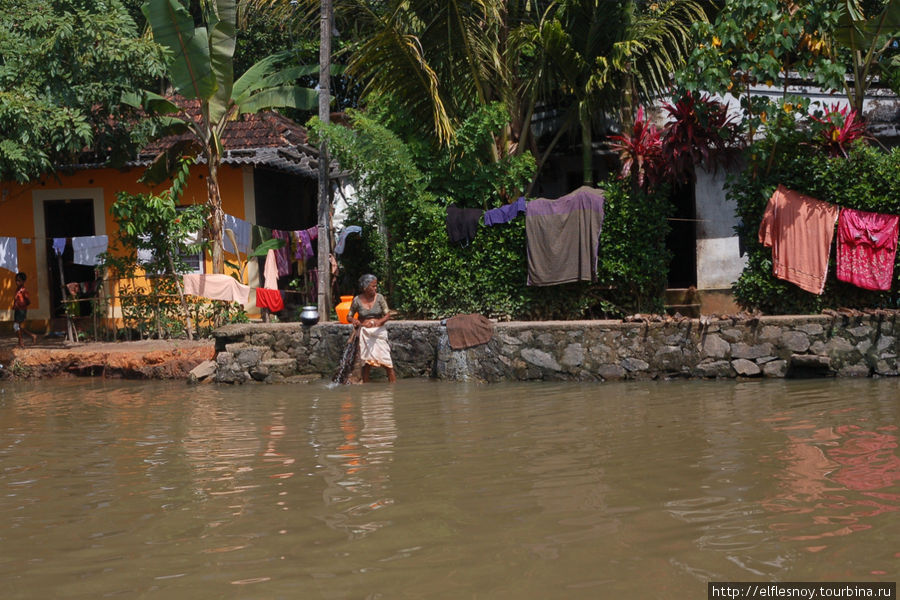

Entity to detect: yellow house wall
[0,164,258,330]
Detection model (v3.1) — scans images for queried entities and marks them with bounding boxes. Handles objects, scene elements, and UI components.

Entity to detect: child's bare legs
[386,367,396,383]
[16,323,37,347]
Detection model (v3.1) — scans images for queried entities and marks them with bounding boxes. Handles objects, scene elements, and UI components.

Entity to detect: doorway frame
[32,188,105,321]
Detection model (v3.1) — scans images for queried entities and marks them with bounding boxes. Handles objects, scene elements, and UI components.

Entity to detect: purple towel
[484,197,527,226]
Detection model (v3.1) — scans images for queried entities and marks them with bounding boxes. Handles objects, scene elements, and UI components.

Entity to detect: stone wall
[209,313,900,383]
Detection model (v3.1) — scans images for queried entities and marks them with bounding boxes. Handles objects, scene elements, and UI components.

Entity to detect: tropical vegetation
[5,0,900,324]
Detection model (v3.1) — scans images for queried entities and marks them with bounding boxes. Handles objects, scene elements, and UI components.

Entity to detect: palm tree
[135,0,318,273]
[532,0,707,186]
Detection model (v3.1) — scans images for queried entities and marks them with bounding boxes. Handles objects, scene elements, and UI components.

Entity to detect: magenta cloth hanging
[836,207,899,291]
[271,230,291,276]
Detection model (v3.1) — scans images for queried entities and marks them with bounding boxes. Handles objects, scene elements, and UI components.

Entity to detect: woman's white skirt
[358,326,393,368]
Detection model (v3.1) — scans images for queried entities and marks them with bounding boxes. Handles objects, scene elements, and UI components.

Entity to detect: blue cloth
[335,226,362,254]
[224,214,252,255]
[52,238,67,255]
[72,235,108,266]
[0,237,17,273]
[484,197,527,226]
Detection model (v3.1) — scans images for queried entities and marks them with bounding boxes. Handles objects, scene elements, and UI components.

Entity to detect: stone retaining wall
[209,313,900,383]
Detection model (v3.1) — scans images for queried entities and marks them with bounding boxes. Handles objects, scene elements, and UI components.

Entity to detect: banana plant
[833,0,900,115]
[133,0,319,274]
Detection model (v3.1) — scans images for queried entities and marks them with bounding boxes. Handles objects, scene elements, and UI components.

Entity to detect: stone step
[664,303,701,318]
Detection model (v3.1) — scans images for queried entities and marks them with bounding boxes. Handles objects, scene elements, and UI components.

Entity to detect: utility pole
[316,0,333,322]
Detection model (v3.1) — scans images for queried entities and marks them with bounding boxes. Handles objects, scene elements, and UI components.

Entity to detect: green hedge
[733,140,900,314]
[312,109,672,320]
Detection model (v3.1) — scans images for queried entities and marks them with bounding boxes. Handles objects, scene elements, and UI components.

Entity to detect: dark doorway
[43,199,96,318]
[666,181,697,288]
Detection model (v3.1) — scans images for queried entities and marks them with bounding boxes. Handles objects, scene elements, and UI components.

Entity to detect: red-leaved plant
[608,106,664,191]
[661,90,738,184]
[808,104,869,158]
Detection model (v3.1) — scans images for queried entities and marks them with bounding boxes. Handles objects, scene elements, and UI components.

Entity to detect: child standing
[13,272,37,347]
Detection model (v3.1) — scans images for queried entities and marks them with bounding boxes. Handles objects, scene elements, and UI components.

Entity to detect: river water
[0,378,897,599]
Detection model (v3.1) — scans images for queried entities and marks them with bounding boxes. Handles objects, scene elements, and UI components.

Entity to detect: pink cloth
[836,207,899,291]
[263,249,279,290]
[758,185,840,294]
[182,274,251,304]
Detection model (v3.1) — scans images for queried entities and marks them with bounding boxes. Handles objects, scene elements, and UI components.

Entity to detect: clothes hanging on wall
[446,204,483,245]
[483,197,527,226]
[52,238,67,255]
[758,185,840,295]
[525,186,605,286]
[445,313,494,350]
[836,207,899,291]
[182,273,251,304]
[72,235,108,266]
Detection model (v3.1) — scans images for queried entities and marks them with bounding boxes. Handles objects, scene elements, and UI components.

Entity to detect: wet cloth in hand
[836,207,899,291]
[758,185,840,294]
[525,186,605,286]
[446,313,494,350]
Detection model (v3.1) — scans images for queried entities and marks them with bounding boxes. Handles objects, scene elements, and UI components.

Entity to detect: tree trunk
[581,113,593,186]
[207,160,225,274]
[316,0,333,322]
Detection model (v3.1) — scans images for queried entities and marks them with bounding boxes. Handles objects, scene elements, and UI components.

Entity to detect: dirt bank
[0,336,215,380]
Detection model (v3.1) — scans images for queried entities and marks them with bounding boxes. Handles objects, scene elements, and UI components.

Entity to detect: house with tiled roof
[0,104,338,331]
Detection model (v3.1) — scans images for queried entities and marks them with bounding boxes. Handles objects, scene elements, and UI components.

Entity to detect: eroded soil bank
[0,337,214,380]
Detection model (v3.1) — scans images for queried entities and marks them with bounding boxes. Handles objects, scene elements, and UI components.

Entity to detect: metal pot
[299,305,319,326]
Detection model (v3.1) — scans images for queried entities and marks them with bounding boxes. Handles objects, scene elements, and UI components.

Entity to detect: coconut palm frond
[347,21,454,144]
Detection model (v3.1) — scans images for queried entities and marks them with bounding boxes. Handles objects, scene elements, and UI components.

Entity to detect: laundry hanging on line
[836,207,899,292]
[0,236,17,274]
[254,287,284,312]
[182,273,251,305]
[484,197,527,227]
[525,186,605,286]
[758,185,840,295]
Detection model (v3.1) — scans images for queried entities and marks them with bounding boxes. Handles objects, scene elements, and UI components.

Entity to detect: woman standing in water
[348,274,396,383]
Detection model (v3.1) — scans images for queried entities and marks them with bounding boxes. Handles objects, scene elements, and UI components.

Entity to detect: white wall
[694,166,747,290]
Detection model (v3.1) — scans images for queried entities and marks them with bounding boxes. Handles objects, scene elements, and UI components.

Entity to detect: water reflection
[314,388,397,540]
[0,378,898,598]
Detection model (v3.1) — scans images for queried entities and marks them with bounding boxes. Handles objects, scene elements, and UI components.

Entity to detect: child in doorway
[13,272,38,347]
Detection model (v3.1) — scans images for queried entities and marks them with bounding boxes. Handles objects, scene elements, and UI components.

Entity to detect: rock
[188,359,217,383]
[731,358,761,377]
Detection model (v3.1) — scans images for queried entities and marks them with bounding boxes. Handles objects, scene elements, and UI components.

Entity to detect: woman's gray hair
[358,274,377,292]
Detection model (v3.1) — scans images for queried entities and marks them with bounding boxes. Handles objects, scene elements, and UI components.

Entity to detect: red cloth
[836,207,899,291]
[255,287,284,312]
[758,185,840,294]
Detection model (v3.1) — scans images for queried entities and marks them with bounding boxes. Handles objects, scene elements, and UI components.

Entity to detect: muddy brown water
[0,378,897,598]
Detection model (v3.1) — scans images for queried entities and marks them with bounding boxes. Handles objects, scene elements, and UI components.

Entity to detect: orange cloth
[758,185,840,294]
